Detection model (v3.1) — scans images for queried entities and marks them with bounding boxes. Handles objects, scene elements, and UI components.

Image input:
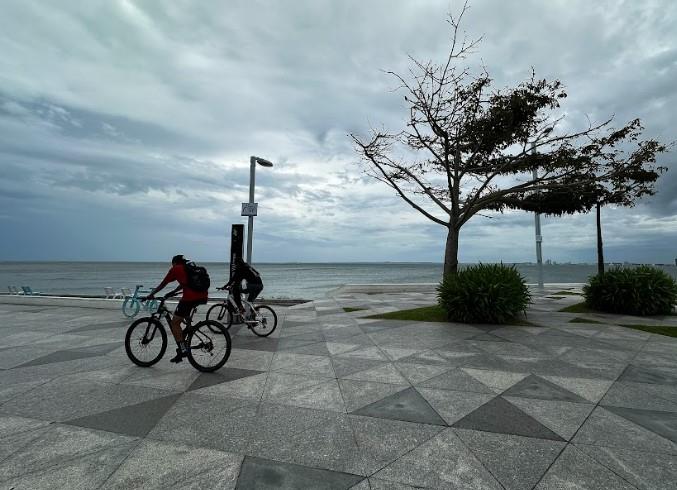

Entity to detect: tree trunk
[596,201,604,275]
[444,227,460,276]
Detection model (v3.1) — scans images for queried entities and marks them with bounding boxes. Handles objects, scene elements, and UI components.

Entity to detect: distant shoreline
[1,260,675,266]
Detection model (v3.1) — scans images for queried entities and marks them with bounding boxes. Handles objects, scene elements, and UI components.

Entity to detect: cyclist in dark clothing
[144,254,208,363]
[221,257,263,317]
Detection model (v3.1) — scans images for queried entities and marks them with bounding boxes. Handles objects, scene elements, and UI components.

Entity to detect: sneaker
[169,348,184,363]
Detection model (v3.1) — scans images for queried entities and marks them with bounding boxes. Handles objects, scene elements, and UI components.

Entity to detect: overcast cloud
[1,0,675,263]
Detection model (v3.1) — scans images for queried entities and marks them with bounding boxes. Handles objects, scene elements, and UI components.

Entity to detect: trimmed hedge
[583,266,677,316]
[438,264,531,323]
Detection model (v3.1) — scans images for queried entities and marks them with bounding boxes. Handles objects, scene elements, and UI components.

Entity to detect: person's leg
[232,284,246,316]
[247,283,263,303]
[169,314,185,344]
[169,301,191,362]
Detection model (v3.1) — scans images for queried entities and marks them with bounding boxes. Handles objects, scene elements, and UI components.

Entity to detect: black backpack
[243,263,262,283]
[184,262,210,292]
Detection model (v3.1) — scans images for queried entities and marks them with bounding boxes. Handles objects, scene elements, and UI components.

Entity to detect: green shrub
[583,266,677,316]
[438,264,531,323]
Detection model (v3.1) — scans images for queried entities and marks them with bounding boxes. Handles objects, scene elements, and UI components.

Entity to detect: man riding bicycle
[144,254,208,363]
[220,257,263,318]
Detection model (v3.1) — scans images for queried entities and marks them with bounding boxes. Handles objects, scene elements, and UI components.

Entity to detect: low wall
[0,295,177,310]
[0,295,305,309]
[333,283,438,294]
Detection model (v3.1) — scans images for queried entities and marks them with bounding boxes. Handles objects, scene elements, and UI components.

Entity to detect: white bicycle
[207,286,278,337]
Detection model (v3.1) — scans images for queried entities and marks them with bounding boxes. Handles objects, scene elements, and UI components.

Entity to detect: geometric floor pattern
[1,284,677,488]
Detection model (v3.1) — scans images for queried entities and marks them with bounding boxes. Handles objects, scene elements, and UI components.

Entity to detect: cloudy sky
[1,0,675,264]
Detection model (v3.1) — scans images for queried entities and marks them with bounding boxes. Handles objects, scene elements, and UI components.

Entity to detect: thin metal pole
[531,142,544,287]
[246,156,256,263]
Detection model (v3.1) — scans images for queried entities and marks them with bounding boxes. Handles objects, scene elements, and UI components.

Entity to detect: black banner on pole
[230,224,245,279]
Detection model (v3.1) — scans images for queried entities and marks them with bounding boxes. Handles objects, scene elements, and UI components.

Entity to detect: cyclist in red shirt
[144,255,208,363]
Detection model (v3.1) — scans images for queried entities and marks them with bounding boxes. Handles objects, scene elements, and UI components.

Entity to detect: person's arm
[223,266,242,289]
[147,268,176,298]
[164,285,182,298]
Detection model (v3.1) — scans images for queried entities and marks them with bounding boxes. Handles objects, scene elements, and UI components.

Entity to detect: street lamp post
[244,155,273,264]
[531,142,544,288]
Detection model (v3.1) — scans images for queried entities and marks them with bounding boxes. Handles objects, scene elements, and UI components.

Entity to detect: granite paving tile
[187,368,265,391]
[417,368,495,394]
[244,403,342,456]
[577,443,677,490]
[601,381,677,411]
[368,478,427,489]
[0,415,50,439]
[0,378,178,422]
[460,368,529,393]
[417,388,494,425]
[262,372,329,399]
[192,372,269,401]
[394,362,451,385]
[0,439,136,490]
[502,374,589,403]
[349,415,444,475]
[335,346,388,361]
[373,428,502,489]
[147,393,257,452]
[0,424,137,482]
[101,439,242,490]
[0,424,53,463]
[338,379,408,412]
[380,347,426,361]
[452,397,564,441]
[350,387,446,426]
[268,378,346,412]
[504,397,594,440]
[326,342,362,356]
[535,444,636,489]
[604,405,677,443]
[235,456,364,490]
[619,364,677,386]
[454,429,565,490]
[64,393,181,437]
[573,406,677,454]
[341,363,409,385]
[270,352,335,377]
[540,376,613,403]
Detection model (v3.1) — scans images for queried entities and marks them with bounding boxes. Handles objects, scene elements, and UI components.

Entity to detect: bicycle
[122,284,158,318]
[206,286,278,337]
[124,293,231,372]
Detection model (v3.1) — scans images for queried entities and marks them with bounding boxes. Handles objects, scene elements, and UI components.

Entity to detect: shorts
[175,299,207,318]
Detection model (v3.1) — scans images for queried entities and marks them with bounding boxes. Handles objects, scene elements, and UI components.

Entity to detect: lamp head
[252,156,274,167]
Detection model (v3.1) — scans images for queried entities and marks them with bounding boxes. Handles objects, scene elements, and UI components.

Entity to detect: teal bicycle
[122,285,158,318]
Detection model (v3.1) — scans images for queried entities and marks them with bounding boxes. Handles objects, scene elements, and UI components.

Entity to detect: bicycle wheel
[122,298,141,318]
[249,305,278,337]
[125,317,167,367]
[206,303,232,326]
[186,320,231,372]
[147,299,159,313]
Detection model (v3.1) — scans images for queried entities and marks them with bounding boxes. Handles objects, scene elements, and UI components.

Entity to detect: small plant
[438,264,531,323]
[583,266,677,316]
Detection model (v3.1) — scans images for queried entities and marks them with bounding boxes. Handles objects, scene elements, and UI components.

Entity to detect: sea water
[1,262,676,300]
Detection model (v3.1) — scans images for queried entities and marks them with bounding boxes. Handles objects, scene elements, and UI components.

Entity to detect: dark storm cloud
[0,0,675,262]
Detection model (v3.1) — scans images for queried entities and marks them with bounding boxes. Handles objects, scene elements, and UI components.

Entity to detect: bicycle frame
[230,289,256,311]
[138,297,194,342]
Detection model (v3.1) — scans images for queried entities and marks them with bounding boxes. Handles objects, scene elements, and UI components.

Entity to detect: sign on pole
[230,224,245,279]
[241,203,258,216]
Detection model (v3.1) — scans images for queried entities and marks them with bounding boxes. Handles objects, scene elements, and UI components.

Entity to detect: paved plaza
[0,288,676,489]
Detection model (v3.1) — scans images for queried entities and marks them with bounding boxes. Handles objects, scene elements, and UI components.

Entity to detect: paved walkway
[0,288,676,489]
